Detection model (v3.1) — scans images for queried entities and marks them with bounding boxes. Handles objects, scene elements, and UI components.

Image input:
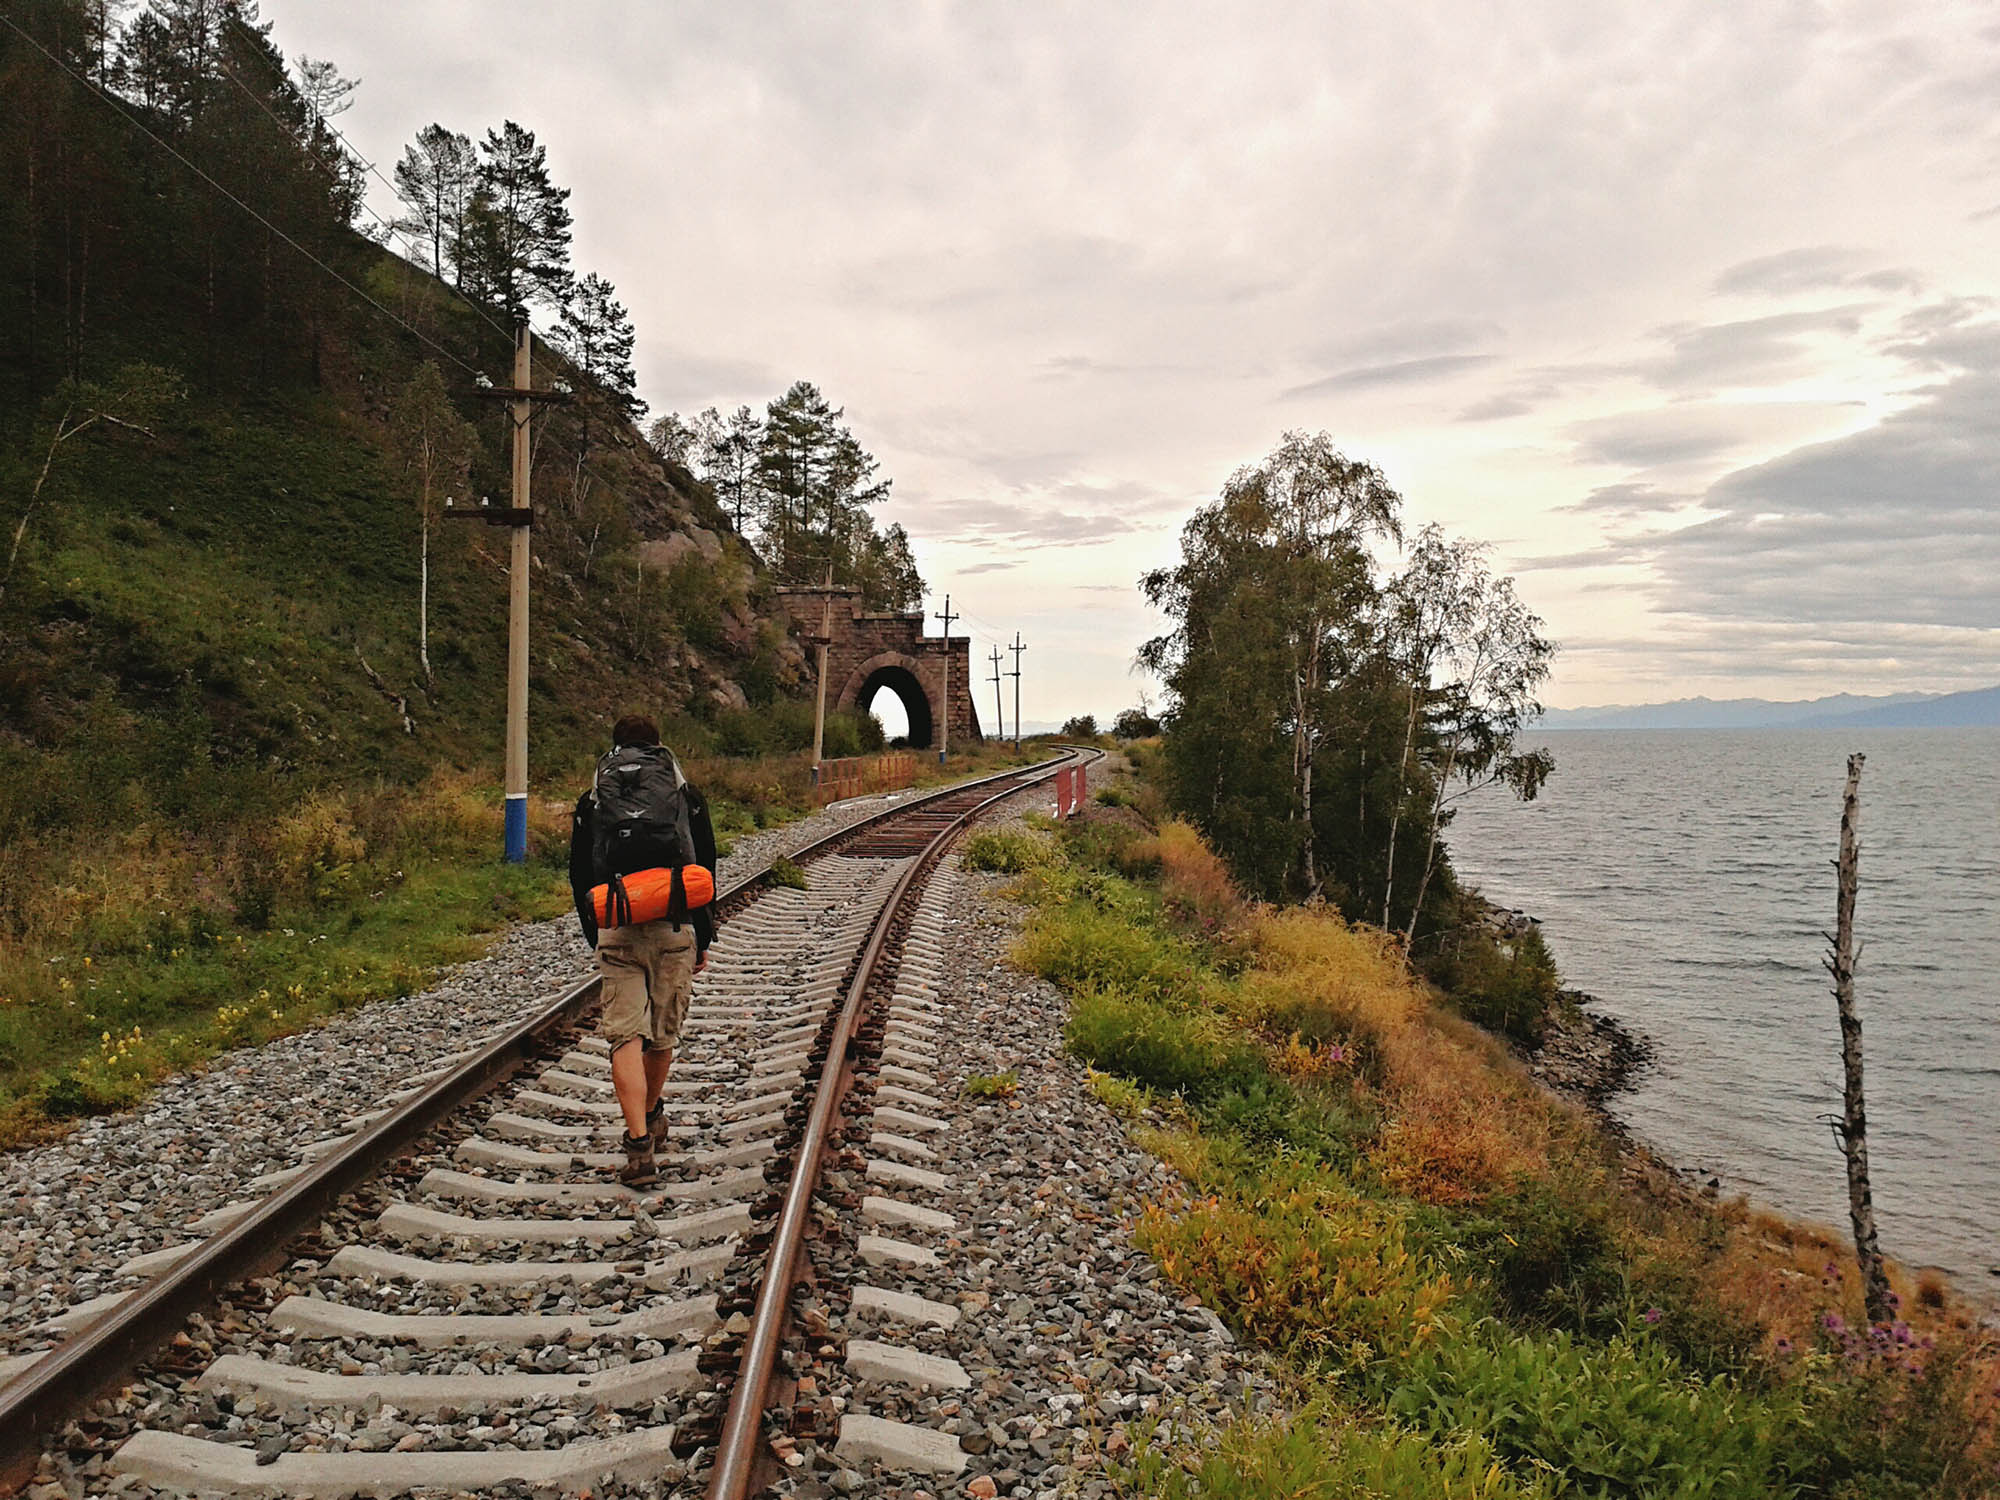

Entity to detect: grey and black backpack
[590,744,697,881]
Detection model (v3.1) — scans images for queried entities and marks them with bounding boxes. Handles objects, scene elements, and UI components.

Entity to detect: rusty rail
[0,751,1077,1492]
[706,748,1097,1499]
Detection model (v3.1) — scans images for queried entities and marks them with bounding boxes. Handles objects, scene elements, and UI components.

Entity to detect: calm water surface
[1447,729,1999,1290]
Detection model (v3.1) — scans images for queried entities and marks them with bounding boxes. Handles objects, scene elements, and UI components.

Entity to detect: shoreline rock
[1529,989,1653,1112]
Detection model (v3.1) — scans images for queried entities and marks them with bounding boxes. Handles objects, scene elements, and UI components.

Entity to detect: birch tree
[1385,526,1555,946]
[390,361,477,682]
[1140,431,1398,898]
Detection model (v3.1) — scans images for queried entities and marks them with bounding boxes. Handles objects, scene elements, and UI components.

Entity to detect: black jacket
[569,772,719,954]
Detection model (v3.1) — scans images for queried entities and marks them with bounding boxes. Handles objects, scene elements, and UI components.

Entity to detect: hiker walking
[568,714,719,1185]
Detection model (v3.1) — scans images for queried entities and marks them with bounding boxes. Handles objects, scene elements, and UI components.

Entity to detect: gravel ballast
[9,763,1273,1500]
[0,785,961,1363]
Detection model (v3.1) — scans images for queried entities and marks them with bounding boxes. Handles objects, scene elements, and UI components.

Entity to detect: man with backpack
[569,714,720,1186]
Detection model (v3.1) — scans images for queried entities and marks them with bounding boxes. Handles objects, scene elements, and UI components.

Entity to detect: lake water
[1446,728,2000,1293]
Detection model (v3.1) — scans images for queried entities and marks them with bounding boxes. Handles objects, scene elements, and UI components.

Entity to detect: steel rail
[705,747,1098,1499]
[0,750,1073,1491]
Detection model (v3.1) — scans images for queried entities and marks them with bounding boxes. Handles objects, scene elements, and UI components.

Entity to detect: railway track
[1,750,1098,1499]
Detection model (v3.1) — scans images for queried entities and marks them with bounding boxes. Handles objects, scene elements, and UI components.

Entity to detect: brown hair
[611,714,660,747]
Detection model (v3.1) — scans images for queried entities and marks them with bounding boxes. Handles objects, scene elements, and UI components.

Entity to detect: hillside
[0,250,804,810]
[0,5,888,1133]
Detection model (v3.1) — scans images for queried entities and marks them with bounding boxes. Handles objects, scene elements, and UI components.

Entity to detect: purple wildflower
[1643,1307,1665,1325]
[1822,1312,1846,1333]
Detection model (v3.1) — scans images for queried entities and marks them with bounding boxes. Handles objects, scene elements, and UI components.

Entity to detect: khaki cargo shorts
[596,921,697,1053]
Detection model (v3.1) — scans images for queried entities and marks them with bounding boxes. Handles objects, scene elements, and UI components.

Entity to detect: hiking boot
[647,1100,670,1152]
[619,1132,658,1187]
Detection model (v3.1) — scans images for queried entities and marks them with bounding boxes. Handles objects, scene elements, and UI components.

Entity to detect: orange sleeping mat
[590,865,715,928]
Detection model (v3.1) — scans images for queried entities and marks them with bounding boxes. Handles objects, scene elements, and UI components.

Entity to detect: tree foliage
[553,271,643,453]
[652,384,921,612]
[390,124,475,285]
[459,120,571,314]
[1142,432,1554,939]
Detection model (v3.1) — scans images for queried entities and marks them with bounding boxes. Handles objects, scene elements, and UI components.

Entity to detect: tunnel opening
[858,664,934,749]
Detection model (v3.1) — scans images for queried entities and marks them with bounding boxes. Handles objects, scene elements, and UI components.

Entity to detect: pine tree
[461,120,571,314]
[755,380,888,580]
[554,271,643,452]
[391,124,475,284]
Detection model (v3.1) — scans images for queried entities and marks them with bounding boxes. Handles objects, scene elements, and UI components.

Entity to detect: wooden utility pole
[809,567,834,782]
[504,321,533,862]
[1008,632,1026,752]
[1825,751,1892,1323]
[932,594,958,762]
[459,316,567,862]
[988,644,1006,744]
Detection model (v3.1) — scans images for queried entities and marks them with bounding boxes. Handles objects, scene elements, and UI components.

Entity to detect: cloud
[1712,246,1922,298]
[1565,399,1859,470]
[1307,318,1506,367]
[1561,321,2000,656]
[1281,353,1497,400]
[640,348,782,409]
[1557,482,1698,518]
[955,559,1019,574]
[1638,308,1872,392]
[919,496,1137,546]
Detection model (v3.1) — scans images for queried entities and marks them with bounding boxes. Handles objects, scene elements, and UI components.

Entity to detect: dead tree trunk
[1825,751,1892,1324]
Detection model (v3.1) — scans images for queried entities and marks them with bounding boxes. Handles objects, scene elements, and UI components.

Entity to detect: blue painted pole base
[503,795,528,864]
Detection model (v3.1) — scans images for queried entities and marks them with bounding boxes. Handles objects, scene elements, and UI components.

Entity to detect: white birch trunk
[1827,752,1892,1324]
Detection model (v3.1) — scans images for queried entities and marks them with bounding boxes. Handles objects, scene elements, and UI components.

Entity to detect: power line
[0,10,483,378]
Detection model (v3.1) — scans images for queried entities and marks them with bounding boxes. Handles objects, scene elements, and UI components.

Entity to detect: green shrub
[1429,925,1561,1047]
[1205,1075,1374,1163]
[1382,1326,1797,1497]
[961,1069,1018,1098]
[1087,1069,1148,1121]
[1118,1409,1556,1499]
[768,856,808,889]
[961,828,1053,873]
[1015,901,1203,1007]
[1065,988,1254,1100]
[1462,1171,1628,1329]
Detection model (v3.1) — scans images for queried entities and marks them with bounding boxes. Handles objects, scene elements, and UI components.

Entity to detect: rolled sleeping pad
[590,865,715,928]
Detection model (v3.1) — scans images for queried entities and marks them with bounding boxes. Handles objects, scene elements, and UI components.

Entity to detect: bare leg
[610,1039,650,1139]
[644,1047,674,1111]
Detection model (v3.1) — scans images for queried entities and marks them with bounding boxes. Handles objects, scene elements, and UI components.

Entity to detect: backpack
[591,744,696,881]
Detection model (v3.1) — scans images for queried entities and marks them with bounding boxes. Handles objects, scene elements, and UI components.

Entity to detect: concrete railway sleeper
[0,751,1095,1498]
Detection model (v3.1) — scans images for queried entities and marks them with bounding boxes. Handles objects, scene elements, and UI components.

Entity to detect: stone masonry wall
[776,587,983,746]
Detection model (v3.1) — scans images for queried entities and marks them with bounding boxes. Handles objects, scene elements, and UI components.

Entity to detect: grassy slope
[975,772,1998,1500]
[0,251,808,1140]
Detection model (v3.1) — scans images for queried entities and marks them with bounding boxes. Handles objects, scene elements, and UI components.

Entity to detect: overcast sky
[272,1,2000,719]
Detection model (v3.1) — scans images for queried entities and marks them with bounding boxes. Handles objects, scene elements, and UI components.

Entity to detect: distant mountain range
[1537,684,2000,730]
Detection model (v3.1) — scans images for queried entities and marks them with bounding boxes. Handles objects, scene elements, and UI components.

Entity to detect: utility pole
[458,315,567,863]
[1008,632,1026,753]
[988,644,1006,744]
[932,594,958,763]
[809,565,834,784]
